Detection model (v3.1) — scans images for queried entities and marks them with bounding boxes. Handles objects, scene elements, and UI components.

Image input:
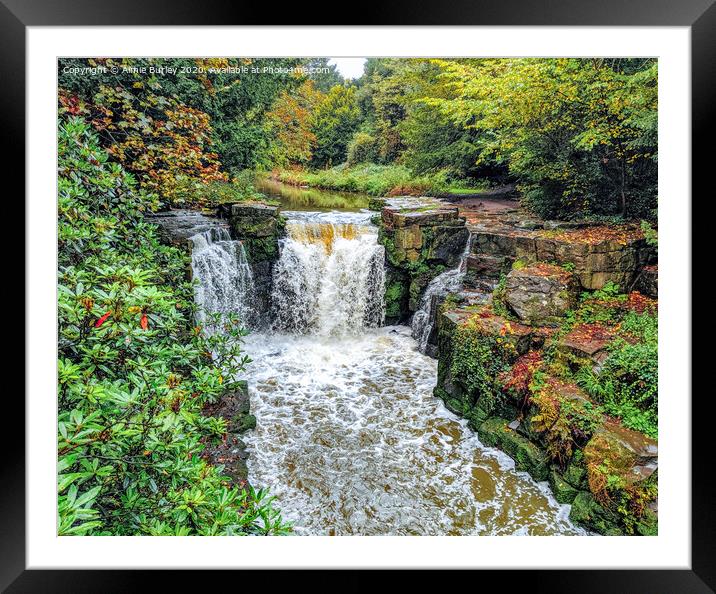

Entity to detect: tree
[356,59,409,163]
[58,57,302,173]
[60,81,226,207]
[303,58,345,92]
[310,85,360,167]
[428,58,657,219]
[264,80,324,166]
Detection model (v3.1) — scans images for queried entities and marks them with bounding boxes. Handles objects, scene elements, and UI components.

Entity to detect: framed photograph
[9,0,713,590]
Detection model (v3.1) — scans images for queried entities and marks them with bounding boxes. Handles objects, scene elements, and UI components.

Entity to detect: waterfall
[411,238,471,352]
[190,227,256,329]
[271,217,385,336]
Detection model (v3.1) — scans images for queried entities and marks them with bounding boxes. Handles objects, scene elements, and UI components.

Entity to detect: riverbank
[268,164,494,199]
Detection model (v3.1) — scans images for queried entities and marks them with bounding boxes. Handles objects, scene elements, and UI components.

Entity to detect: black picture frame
[6,1,713,591]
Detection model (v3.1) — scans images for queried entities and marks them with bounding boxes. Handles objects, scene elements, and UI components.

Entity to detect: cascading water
[271,212,385,336]
[190,227,256,329]
[411,239,471,353]
[187,201,583,536]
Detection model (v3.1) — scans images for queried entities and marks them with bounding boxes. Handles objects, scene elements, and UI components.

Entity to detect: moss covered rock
[224,203,286,264]
[378,202,468,316]
[563,449,588,489]
[384,268,410,322]
[569,491,623,535]
[479,417,549,481]
[505,262,578,326]
[549,469,579,504]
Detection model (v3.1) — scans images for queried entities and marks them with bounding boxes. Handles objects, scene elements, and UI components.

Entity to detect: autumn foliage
[62,84,227,206]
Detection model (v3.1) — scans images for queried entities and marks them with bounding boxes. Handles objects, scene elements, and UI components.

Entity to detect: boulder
[549,469,580,504]
[584,419,658,487]
[505,263,578,326]
[556,323,615,370]
[426,226,470,266]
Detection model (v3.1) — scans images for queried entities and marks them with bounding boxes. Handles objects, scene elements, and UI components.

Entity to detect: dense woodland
[60,57,657,219]
[57,57,658,536]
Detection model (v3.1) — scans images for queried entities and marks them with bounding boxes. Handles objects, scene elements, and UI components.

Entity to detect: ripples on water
[243,326,583,536]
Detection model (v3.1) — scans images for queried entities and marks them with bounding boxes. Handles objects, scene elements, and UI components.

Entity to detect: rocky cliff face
[465,212,654,291]
[434,305,658,535]
[377,198,469,323]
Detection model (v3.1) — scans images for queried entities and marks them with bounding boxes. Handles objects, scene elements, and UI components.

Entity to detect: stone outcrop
[218,203,285,264]
[378,198,469,322]
[504,263,578,326]
[478,417,550,480]
[465,214,654,291]
[633,264,658,298]
[201,380,257,489]
[218,202,286,318]
[147,209,230,250]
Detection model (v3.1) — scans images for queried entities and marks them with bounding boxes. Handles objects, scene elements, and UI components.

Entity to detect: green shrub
[57,117,290,535]
[347,131,380,166]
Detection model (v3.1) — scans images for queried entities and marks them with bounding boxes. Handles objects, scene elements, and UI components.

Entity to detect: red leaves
[625,291,657,314]
[140,313,148,330]
[565,322,615,344]
[500,351,543,397]
[94,311,111,328]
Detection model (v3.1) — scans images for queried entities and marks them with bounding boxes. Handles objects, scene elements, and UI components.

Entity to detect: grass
[269,164,490,198]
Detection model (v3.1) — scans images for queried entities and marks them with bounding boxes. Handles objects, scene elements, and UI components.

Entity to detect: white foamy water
[271,214,385,336]
[411,241,470,353]
[243,326,582,535]
[191,227,256,328]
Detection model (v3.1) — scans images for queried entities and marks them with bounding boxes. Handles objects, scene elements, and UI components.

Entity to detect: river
[190,181,584,535]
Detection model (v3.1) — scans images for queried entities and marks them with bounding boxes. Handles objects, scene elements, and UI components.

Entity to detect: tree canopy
[58,56,657,218]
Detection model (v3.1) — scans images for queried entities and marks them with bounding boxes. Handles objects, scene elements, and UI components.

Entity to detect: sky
[328,58,367,80]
